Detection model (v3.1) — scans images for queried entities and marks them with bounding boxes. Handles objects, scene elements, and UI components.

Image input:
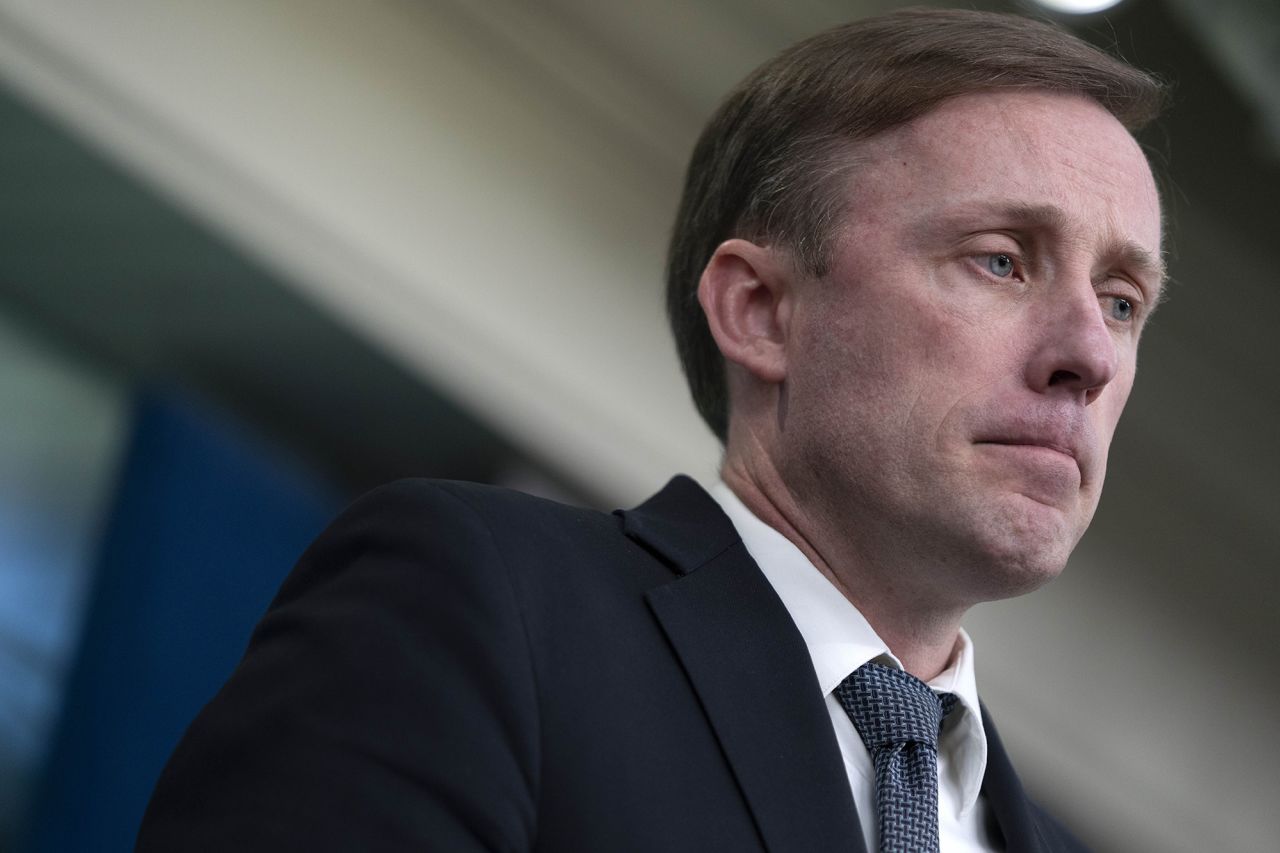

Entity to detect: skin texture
[701,91,1164,679]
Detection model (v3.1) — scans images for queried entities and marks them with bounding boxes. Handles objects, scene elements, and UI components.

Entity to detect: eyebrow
[919,201,1168,304]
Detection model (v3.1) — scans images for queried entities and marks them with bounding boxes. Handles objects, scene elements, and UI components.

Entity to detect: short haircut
[665,7,1167,442]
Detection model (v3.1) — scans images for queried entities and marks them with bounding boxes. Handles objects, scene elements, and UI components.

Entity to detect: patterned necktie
[833,661,957,853]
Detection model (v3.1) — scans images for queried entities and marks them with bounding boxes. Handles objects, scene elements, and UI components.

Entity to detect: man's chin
[959,494,1084,600]
[977,550,1071,602]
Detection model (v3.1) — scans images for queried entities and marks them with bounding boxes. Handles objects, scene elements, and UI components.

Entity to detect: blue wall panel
[25,389,343,852]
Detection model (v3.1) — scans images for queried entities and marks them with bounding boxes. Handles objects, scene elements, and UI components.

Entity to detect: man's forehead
[842,92,1163,253]
[891,91,1152,175]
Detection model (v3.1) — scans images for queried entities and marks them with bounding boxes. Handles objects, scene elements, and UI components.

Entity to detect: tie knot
[834,661,955,752]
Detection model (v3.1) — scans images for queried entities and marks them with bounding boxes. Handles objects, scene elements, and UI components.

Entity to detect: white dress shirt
[710,483,1001,853]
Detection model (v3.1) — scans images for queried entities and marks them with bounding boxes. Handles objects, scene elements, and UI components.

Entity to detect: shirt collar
[709,481,989,813]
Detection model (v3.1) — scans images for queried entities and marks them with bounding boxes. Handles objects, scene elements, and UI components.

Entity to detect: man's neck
[721,457,967,682]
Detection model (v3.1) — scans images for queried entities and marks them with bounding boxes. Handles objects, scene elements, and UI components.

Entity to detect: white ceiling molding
[0,0,724,505]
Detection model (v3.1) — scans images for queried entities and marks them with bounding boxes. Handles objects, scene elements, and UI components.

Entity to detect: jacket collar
[619,476,868,853]
[617,474,740,573]
[981,704,1058,852]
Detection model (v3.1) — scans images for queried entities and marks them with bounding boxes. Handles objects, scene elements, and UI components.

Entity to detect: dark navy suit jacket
[137,476,1087,852]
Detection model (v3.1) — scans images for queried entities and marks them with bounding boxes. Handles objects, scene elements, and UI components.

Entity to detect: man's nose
[1025,280,1119,404]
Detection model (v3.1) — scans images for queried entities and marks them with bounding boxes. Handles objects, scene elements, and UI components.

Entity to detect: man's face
[778,90,1163,606]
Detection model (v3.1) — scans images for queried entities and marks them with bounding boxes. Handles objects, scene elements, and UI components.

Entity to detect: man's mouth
[976,437,1076,460]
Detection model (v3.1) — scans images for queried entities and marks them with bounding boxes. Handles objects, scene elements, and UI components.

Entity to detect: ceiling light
[1032,0,1125,13]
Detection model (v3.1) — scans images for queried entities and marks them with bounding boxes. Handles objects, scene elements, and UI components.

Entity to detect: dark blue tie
[833,661,957,853]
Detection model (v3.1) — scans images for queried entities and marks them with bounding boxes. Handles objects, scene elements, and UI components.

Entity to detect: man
[138,8,1165,853]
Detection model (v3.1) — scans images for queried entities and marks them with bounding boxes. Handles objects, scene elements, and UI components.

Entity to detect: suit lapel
[980,705,1053,852]
[620,477,867,853]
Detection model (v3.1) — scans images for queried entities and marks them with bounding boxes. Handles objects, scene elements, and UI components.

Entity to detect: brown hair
[665,7,1167,441]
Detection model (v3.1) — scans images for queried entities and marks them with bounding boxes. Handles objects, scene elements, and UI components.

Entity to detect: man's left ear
[696,239,795,385]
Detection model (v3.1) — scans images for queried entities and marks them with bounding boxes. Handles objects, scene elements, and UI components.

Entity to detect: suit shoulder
[278,478,623,599]
[139,478,547,850]
[336,477,610,536]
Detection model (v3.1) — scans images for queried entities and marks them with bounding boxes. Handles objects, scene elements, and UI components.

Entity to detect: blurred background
[0,0,1275,850]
